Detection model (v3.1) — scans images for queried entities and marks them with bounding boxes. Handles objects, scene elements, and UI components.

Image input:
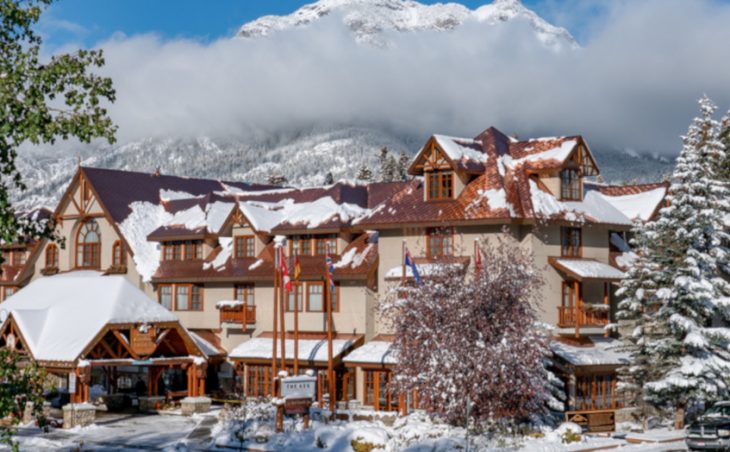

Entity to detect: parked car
[687,402,730,451]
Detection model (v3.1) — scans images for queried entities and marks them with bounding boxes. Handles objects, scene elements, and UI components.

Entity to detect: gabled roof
[0,271,181,363]
[357,126,660,228]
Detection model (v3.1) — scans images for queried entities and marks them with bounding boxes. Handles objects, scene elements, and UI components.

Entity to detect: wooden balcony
[219,305,256,325]
[558,306,609,328]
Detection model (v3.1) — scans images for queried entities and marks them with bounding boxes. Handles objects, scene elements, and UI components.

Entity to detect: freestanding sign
[281,375,316,399]
[281,375,316,416]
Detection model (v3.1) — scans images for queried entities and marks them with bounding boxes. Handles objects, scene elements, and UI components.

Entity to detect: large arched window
[45,244,59,269]
[76,219,101,269]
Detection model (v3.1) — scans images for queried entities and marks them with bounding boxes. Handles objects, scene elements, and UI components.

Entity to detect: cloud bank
[81,0,730,154]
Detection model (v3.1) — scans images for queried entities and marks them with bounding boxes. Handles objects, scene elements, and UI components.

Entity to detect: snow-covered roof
[238,197,370,233]
[229,336,356,363]
[432,135,486,166]
[550,337,630,366]
[0,271,178,363]
[551,258,625,281]
[188,331,225,358]
[601,186,667,221]
[343,340,397,366]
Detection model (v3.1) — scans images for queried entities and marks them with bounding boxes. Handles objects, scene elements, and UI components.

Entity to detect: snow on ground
[8,404,690,451]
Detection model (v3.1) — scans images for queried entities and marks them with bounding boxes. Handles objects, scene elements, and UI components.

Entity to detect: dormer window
[560,168,581,201]
[234,235,255,258]
[426,171,453,200]
[162,240,202,261]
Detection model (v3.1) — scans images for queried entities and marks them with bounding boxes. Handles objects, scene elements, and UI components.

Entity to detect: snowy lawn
[210,402,690,452]
[3,402,691,451]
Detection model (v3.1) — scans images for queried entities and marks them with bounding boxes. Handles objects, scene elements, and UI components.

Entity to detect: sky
[33,0,730,155]
[41,0,551,46]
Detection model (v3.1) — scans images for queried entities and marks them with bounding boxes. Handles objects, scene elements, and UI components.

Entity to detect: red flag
[279,247,292,292]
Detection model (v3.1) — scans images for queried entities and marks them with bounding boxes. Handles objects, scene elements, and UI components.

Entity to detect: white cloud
[65,0,730,154]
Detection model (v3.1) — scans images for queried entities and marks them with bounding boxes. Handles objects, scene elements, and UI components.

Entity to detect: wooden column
[294,282,299,375]
[279,249,286,373]
[574,280,581,338]
[272,257,279,397]
[603,282,609,337]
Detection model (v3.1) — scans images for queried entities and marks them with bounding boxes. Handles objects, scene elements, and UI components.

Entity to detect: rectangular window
[234,236,256,258]
[307,282,324,312]
[427,227,454,257]
[331,284,339,312]
[159,285,173,310]
[364,371,375,405]
[176,285,190,310]
[426,171,453,200]
[11,251,25,267]
[191,285,203,311]
[561,227,582,257]
[163,244,173,261]
[560,168,581,200]
[235,284,255,306]
[4,287,15,299]
[315,236,337,255]
[171,243,181,261]
[291,237,311,256]
[287,283,304,312]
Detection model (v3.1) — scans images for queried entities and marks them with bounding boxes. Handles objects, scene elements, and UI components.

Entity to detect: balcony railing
[220,305,256,325]
[558,306,609,328]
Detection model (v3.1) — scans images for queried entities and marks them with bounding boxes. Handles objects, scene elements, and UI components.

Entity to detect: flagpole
[401,240,406,287]
[326,243,335,416]
[280,248,287,373]
[294,278,299,375]
[272,246,279,396]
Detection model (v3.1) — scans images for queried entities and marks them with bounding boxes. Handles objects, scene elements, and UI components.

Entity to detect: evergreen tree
[617,97,730,422]
[378,146,399,182]
[356,165,372,181]
[323,172,334,185]
[397,152,410,181]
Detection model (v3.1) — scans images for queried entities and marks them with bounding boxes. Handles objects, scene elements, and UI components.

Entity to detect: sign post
[281,375,316,428]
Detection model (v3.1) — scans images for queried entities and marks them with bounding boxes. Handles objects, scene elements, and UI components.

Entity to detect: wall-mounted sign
[130,328,157,356]
[68,373,77,394]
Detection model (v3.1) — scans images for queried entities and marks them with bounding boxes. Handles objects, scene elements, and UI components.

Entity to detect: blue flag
[404,248,422,285]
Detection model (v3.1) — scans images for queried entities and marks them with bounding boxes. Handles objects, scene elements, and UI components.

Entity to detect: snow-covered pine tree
[324,172,334,185]
[618,97,730,422]
[616,218,668,419]
[356,164,373,181]
[380,235,552,427]
[397,152,410,181]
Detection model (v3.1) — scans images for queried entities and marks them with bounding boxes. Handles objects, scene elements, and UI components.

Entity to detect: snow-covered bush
[380,233,551,428]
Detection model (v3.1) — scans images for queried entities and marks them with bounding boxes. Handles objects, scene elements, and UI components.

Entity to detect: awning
[189,330,227,358]
[550,257,625,281]
[343,340,397,367]
[550,337,630,367]
[229,333,363,366]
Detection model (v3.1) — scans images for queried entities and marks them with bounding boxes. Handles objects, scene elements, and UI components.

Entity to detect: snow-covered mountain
[15,125,673,210]
[237,0,577,49]
[15,0,672,211]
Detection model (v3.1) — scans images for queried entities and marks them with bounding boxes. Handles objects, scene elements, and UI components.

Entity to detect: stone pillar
[62,403,96,429]
[22,401,51,425]
[180,396,211,416]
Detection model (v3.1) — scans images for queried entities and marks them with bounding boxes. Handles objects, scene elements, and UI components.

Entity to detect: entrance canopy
[343,337,397,367]
[549,258,625,282]
[0,271,205,368]
[229,332,363,367]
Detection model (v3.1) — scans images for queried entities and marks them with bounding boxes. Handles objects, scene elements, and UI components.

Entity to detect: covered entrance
[0,272,210,408]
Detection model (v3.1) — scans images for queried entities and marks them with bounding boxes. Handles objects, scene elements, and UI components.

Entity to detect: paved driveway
[11,411,219,451]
